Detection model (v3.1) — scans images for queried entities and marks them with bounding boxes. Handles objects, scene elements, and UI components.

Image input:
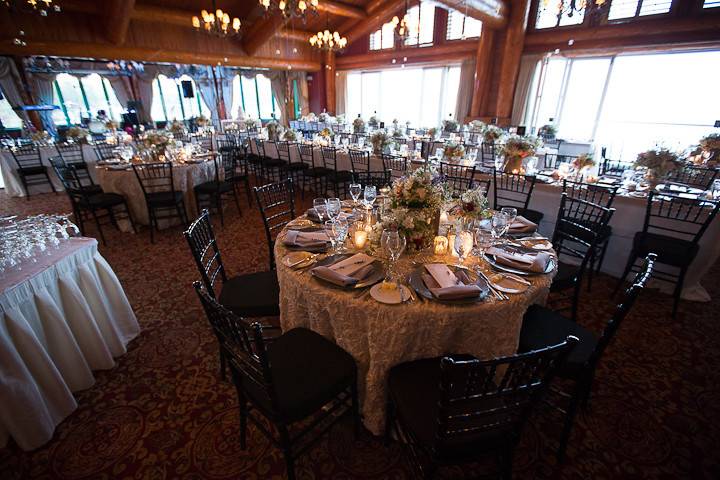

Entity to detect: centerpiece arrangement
[538,124,557,141]
[318,112,334,123]
[302,112,317,122]
[368,114,379,128]
[194,115,210,129]
[141,130,171,156]
[483,125,503,144]
[244,117,259,130]
[427,127,438,139]
[105,120,119,133]
[266,118,282,141]
[571,153,595,179]
[66,126,89,143]
[443,141,465,161]
[699,133,720,166]
[370,130,390,155]
[634,148,682,188]
[167,120,186,136]
[442,117,459,133]
[282,129,298,141]
[371,166,448,250]
[498,134,541,173]
[353,115,365,133]
[448,184,491,223]
[30,130,52,145]
[469,120,486,132]
[319,127,334,141]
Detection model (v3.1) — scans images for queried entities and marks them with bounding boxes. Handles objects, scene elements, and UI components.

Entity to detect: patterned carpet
[1,189,719,479]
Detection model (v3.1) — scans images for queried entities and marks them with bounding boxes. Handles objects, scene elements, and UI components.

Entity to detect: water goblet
[380,228,406,282]
[491,212,509,242]
[331,218,349,252]
[326,198,342,221]
[454,230,473,266]
[363,185,377,210]
[324,220,338,253]
[313,198,328,222]
[500,207,517,226]
[349,183,362,206]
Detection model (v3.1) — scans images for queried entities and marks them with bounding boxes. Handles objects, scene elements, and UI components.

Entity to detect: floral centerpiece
[442,118,459,133]
[353,116,365,133]
[142,130,171,155]
[282,129,298,141]
[538,124,557,140]
[483,125,503,143]
[443,141,465,161]
[318,112,334,123]
[572,153,595,171]
[167,120,186,136]
[368,115,379,128]
[427,127,438,139]
[66,126,89,143]
[469,120,486,132]
[634,148,682,187]
[370,130,390,155]
[449,185,491,222]
[30,130,52,144]
[319,127,334,140]
[302,112,317,122]
[699,133,720,166]
[194,115,209,128]
[266,119,282,141]
[498,134,541,173]
[244,117,259,130]
[105,120,119,132]
[371,166,447,250]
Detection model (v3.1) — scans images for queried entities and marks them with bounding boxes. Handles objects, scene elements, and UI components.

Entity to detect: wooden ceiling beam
[277,28,314,42]
[343,0,411,44]
[0,39,322,71]
[317,1,366,19]
[242,13,288,56]
[336,39,477,69]
[105,0,136,45]
[433,0,507,29]
[337,0,401,39]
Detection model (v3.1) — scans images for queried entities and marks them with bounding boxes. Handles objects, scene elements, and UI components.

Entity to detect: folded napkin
[422,264,481,300]
[312,253,376,287]
[283,230,329,248]
[487,246,552,273]
[508,215,537,234]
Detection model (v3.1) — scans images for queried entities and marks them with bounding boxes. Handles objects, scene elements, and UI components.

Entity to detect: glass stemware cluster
[314,197,348,254]
[0,214,79,275]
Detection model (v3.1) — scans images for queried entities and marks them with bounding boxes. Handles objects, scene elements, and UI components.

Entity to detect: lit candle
[433,236,448,255]
[447,232,458,257]
[354,230,368,249]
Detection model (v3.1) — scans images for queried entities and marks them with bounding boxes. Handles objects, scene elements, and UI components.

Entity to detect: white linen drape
[29,73,57,137]
[267,71,288,125]
[192,66,220,125]
[105,75,132,112]
[134,64,176,125]
[511,54,543,126]
[0,238,139,451]
[288,71,309,116]
[455,58,476,123]
[219,68,234,120]
[335,71,347,117]
[0,57,30,129]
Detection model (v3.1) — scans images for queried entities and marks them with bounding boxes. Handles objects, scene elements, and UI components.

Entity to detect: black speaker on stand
[181,80,195,98]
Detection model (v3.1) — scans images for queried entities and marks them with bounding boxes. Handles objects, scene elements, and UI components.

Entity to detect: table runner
[0,238,139,450]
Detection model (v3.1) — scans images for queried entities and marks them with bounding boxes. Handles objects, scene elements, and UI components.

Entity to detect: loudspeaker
[516,126,526,135]
[181,80,194,98]
[122,112,139,128]
[126,100,142,113]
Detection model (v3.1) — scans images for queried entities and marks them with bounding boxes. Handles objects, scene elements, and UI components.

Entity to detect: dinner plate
[282,251,317,269]
[487,272,530,294]
[370,283,411,304]
[407,265,489,304]
[311,254,385,289]
[483,251,557,276]
[517,237,553,251]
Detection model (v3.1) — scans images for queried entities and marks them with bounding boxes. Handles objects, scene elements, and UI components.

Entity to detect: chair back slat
[132,162,176,196]
[276,141,292,163]
[255,179,296,270]
[321,146,339,172]
[55,142,85,165]
[298,143,318,168]
[562,179,618,209]
[348,149,370,173]
[440,162,475,197]
[480,142,496,169]
[599,158,632,178]
[665,166,718,190]
[352,170,391,189]
[644,191,720,244]
[184,210,228,297]
[552,193,615,265]
[381,154,408,178]
[492,169,537,211]
[94,141,118,161]
[542,153,578,170]
[10,144,42,169]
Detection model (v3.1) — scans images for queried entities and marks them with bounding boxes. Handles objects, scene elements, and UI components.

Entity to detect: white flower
[416,188,426,200]
[402,216,414,229]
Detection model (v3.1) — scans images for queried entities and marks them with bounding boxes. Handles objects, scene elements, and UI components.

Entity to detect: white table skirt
[0,238,139,451]
[0,144,100,197]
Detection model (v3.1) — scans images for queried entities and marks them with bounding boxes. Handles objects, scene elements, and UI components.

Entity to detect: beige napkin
[312,253,375,287]
[487,246,552,273]
[422,264,481,300]
[508,215,537,234]
[283,230,329,248]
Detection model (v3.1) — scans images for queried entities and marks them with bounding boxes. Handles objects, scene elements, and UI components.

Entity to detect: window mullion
[157,79,168,122]
[100,78,114,120]
[77,77,91,118]
[590,56,615,142]
[175,80,187,120]
[254,77,261,119]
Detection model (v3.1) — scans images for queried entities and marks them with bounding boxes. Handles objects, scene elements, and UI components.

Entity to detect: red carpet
[1,190,719,479]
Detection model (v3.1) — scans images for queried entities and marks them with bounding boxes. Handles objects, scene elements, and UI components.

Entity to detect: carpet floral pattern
[1,190,719,479]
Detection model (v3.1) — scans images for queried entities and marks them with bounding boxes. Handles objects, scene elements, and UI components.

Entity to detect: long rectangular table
[0,238,139,450]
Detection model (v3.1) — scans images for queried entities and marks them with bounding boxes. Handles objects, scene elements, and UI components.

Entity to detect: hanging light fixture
[106,60,145,74]
[538,0,608,23]
[309,13,347,52]
[191,1,241,38]
[259,0,319,20]
[2,0,61,16]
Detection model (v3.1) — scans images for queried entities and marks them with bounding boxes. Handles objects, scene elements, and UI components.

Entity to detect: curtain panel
[511,54,543,127]
[455,59,476,124]
[28,72,57,136]
[335,71,347,117]
[266,71,288,125]
[0,57,31,130]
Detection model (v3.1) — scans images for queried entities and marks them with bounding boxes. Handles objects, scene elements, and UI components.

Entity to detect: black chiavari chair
[348,148,371,173]
[93,141,118,162]
[54,144,102,194]
[321,145,352,198]
[440,162,476,197]
[615,192,720,317]
[185,209,280,320]
[259,139,286,182]
[10,144,56,198]
[194,133,214,152]
[520,254,654,461]
[132,162,189,243]
[386,337,577,479]
[194,148,242,226]
[542,153,579,170]
[352,169,392,190]
[381,153,408,179]
[276,140,308,191]
[562,180,619,285]
[598,157,632,178]
[551,193,615,322]
[299,143,330,197]
[50,158,135,245]
[492,169,544,225]
[479,142,496,171]
[665,165,718,190]
[193,282,359,480]
[254,178,296,270]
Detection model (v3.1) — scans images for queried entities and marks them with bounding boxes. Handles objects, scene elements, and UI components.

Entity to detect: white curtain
[455,59,476,123]
[135,64,176,124]
[105,75,132,111]
[219,68,234,120]
[29,73,57,136]
[335,71,347,117]
[0,57,30,129]
[191,66,220,125]
[511,54,543,126]
[267,71,288,125]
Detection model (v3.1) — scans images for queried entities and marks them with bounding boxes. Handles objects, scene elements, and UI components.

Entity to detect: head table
[274,219,556,435]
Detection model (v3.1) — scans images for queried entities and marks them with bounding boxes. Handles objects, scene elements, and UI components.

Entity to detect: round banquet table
[95,159,216,232]
[275,224,556,435]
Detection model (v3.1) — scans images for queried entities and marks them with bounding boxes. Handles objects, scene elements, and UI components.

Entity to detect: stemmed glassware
[473,226,494,258]
[363,185,377,210]
[380,228,406,282]
[331,218,349,253]
[326,198,342,221]
[324,220,338,253]
[453,229,473,266]
[500,207,517,226]
[491,212,509,243]
[349,183,362,206]
[313,198,328,222]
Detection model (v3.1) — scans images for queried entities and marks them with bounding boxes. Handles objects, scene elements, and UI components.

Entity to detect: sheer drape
[455,59,476,123]
[0,57,30,129]
[335,71,347,117]
[266,71,288,125]
[29,73,57,136]
[511,54,543,126]
[105,75,132,111]
[219,68,234,120]
[191,66,220,125]
[289,71,309,116]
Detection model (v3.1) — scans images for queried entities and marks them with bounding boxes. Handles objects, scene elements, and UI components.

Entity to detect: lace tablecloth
[0,238,139,450]
[275,228,555,435]
[95,160,215,231]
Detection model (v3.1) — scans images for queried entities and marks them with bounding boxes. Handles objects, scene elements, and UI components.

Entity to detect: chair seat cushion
[195,180,234,194]
[219,270,280,318]
[633,232,698,267]
[79,192,126,208]
[550,261,579,292]
[520,208,544,225]
[146,191,184,206]
[19,165,47,176]
[519,304,597,377]
[243,327,356,422]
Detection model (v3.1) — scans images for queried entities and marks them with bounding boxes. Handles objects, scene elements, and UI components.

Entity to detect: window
[0,89,22,129]
[80,74,123,122]
[446,8,482,40]
[404,2,436,46]
[52,73,125,126]
[608,0,672,20]
[230,73,281,120]
[150,74,210,123]
[535,1,585,29]
[370,21,396,50]
[345,65,461,127]
[705,0,720,8]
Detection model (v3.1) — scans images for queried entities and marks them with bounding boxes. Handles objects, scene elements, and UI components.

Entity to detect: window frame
[445,8,483,41]
[233,73,279,121]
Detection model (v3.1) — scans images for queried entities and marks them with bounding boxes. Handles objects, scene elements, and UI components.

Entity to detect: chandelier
[390,0,418,43]
[106,60,144,74]
[540,0,607,21]
[2,0,61,16]
[191,1,241,38]
[23,56,70,72]
[309,29,347,52]
[259,0,319,20]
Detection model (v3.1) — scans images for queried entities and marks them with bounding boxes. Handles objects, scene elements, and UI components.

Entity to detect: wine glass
[324,220,339,253]
[380,229,406,282]
[313,198,328,222]
[454,230,473,266]
[491,212,509,242]
[500,207,517,226]
[331,217,349,253]
[474,227,494,258]
[363,185,377,210]
[326,198,342,221]
[349,183,362,205]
